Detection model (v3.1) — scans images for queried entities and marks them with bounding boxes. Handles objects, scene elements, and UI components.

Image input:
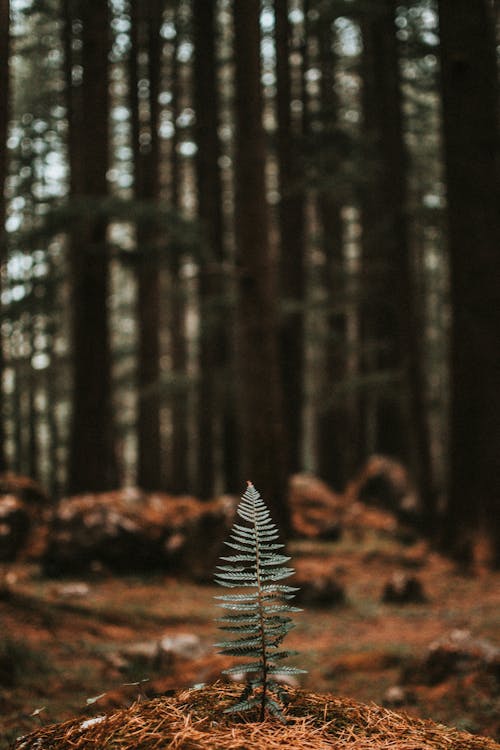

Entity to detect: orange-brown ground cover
[10,683,500,750]
[0,530,499,748]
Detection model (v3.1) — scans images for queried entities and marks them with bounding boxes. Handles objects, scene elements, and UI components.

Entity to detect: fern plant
[214,481,305,721]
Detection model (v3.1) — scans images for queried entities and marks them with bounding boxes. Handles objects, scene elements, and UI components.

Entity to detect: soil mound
[12,683,499,750]
[0,474,50,561]
[346,455,419,524]
[42,490,235,579]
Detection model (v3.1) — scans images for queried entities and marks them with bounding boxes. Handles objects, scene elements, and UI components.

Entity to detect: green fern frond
[214,481,306,722]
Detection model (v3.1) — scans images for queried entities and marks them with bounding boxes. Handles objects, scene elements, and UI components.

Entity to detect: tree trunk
[359,1,406,459]
[66,0,118,494]
[0,0,10,472]
[168,9,189,494]
[193,0,227,498]
[13,364,22,474]
[27,325,37,480]
[275,0,306,476]
[359,1,435,524]
[314,16,352,490]
[232,0,289,533]
[130,0,163,490]
[44,325,61,497]
[438,0,500,564]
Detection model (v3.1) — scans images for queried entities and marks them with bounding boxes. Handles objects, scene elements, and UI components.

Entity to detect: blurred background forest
[0,0,498,564]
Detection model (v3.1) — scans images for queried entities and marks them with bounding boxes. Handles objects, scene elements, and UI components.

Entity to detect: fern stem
[253,494,268,721]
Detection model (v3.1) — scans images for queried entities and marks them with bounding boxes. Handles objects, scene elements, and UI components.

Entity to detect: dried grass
[12,683,499,750]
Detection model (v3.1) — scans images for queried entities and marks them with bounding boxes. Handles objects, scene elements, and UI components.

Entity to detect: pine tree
[438,0,500,564]
[275,0,306,477]
[193,0,227,498]
[232,0,288,532]
[130,0,164,490]
[66,0,118,493]
[167,0,189,493]
[0,0,10,472]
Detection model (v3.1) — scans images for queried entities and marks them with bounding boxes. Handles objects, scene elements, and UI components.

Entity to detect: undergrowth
[215,482,306,721]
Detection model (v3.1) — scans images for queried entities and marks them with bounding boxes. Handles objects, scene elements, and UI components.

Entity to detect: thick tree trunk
[193,0,227,498]
[314,17,352,490]
[66,0,118,493]
[0,0,10,472]
[360,1,435,524]
[359,1,406,459]
[232,0,289,533]
[275,0,306,476]
[130,0,163,490]
[438,0,500,564]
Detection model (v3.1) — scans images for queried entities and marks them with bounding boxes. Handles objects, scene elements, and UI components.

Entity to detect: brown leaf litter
[11,682,499,750]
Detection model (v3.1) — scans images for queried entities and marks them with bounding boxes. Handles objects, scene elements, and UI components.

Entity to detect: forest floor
[0,530,499,749]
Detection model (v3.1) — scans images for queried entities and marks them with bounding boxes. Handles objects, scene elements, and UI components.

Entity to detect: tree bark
[359,1,406,459]
[13,364,22,474]
[66,0,118,493]
[314,16,352,490]
[168,7,189,494]
[438,0,500,564]
[232,0,289,533]
[0,0,10,472]
[275,0,306,476]
[359,1,435,525]
[130,0,163,490]
[193,0,227,498]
